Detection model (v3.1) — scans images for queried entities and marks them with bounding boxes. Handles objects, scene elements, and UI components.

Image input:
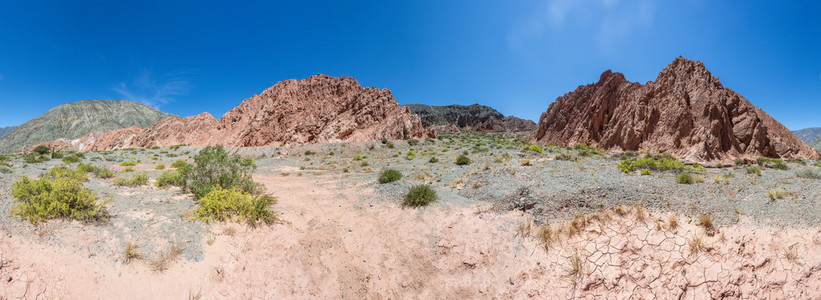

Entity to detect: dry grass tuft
[688,235,707,255]
[150,244,183,272]
[567,252,584,277]
[667,215,679,231]
[516,220,532,237]
[123,241,142,264]
[783,245,800,264]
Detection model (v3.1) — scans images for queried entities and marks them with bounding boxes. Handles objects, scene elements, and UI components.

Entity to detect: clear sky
[1,1,819,129]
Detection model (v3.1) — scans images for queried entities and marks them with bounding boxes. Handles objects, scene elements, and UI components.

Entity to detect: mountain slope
[0,126,16,138]
[49,74,434,151]
[407,104,536,133]
[0,100,175,153]
[792,127,821,144]
[535,57,818,162]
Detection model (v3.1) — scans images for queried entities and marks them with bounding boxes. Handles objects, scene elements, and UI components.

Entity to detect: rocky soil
[0,126,16,139]
[535,57,818,163]
[1,131,821,298]
[408,103,536,133]
[0,100,174,154]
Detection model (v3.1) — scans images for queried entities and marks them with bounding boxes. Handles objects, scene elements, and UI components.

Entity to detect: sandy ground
[2,166,821,299]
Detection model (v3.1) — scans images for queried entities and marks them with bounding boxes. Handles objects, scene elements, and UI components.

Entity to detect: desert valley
[1,57,821,299]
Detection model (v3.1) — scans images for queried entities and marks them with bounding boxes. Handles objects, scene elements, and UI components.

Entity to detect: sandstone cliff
[534,57,818,162]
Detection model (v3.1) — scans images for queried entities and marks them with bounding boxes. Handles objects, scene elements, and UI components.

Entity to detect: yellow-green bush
[190,186,276,227]
[156,171,184,188]
[114,172,149,187]
[10,167,109,225]
[618,154,685,173]
[522,145,544,154]
[120,160,138,167]
[171,160,189,169]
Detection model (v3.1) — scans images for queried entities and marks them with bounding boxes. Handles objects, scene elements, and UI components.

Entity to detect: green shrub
[360,161,370,167]
[555,153,574,161]
[522,145,543,154]
[455,155,471,165]
[181,145,260,199]
[155,164,165,170]
[304,150,315,155]
[10,167,109,225]
[747,166,761,176]
[407,139,419,146]
[23,153,50,164]
[0,165,12,174]
[405,151,417,160]
[190,186,276,227]
[640,169,651,175]
[114,172,149,187]
[773,161,789,170]
[77,163,100,173]
[404,185,437,207]
[378,169,402,183]
[618,154,684,173]
[385,142,395,149]
[61,155,81,164]
[676,172,695,184]
[97,169,115,179]
[120,160,138,167]
[429,157,439,163]
[171,160,189,169]
[33,145,50,155]
[734,158,746,166]
[796,168,821,179]
[156,171,184,188]
[353,155,364,161]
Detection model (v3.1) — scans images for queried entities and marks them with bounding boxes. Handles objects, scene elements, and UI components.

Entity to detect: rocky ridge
[534,57,818,162]
[407,103,536,133]
[0,126,16,139]
[47,75,434,151]
[0,100,174,154]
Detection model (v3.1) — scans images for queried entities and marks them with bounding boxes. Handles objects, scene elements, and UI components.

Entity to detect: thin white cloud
[508,0,656,54]
[111,70,191,107]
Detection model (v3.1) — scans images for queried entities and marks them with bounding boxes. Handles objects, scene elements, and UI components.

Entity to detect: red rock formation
[535,57,818,162]
[37,75,434,151]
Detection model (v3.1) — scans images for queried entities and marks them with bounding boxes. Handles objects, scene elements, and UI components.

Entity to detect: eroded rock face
[407,104,536,133]
[535,57,818,162]
[43,75,434,151]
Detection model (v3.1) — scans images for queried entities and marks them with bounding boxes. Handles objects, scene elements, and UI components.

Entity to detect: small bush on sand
[796,168,821,179]
[120,160,137,167]
[404,185,437,207]
[23,153,50,164]
[156,171,184,188]
[773,161,789,170]
[33,145,50,155]
[97,169,115,179]
[190,186,277,227]
[378,169,402,183]
[407,139,419,146]
[180,145,260,199]
[455,155,471,165]
[61,155,81,164]
[676,172,695,184]
[114,172,149,187]
[10,167,109,225]
[522,145,543,154]
[429,157,439,163]
[618,153,684,173]
[123,241,142,264]
[0,165,13,174]
[747,166,761,176]
[171,160,189,169]
[155,164,165,170]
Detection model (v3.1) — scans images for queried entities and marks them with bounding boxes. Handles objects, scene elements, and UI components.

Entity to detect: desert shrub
[51,151,65,159]
[0,165,12,174]
[405,151,417,160]
[796,168,821,179]
[23,153,50,164]
[773,161,789,170]
[123,167,135,172]
[360,161,370,167]
[77,163,100,173]
[378,169,402,183]
[10,167,109,224]
[155,164,165,170]
[676,172,695,184]
[33,145,50,155]
[304,150,315,155]
[618,153,684,173]
[429,157,439,163]
[407,139,419,146]
[180,145,260,199]
[690,163,706,172]
[575,145,602,157]
[190,186,276,227]
[120,160,138,167]
[522,145,543,154]
[97,169,115,179]
[767,186,787,201]
[734,158,746,166]
[455,155,471,165]
[114,172,149,187]
[61,155,81,164]
[555,153,575,161]
[353,155,364,161]
[747,166,761,176]
[640,169,651,175]
[171,160,189,169]
[404,185,437,207]
[156,171,184,188]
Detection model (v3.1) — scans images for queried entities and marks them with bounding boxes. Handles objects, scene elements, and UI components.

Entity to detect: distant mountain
[792,127,821,144]
[0,126,16,138]
[0,100,175,153]
[406,103,536,133]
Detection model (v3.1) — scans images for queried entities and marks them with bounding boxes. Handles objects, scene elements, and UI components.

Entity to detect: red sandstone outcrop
[37,75,434,151]
[535,57,818,162]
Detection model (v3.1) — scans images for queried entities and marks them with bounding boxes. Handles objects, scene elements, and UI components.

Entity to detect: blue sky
[0,1,819,129]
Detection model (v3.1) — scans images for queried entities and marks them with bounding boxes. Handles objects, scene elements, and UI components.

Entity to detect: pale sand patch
[1,173,820,299]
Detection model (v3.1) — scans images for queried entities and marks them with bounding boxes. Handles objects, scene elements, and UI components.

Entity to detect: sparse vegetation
[378,169,402,183]
[455,155,471,165]
[155,164,165,170]
[618,153,684,173]
[114,172,149,187]
[403,185,437,207]
[747,166,761,176]
[120,160,138,167]
[676,172,695,184]
[190,186,277,227]
[10,166,109,225]
[796,168,821,179]
[171,160,189,169]
[522,144,543,154]
[33,145,50,155]
[156,171,184,188]
[180,145,260,199]
[123,241,142,264]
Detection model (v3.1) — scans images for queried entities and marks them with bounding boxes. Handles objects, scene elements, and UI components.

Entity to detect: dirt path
[2,167,821,299]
